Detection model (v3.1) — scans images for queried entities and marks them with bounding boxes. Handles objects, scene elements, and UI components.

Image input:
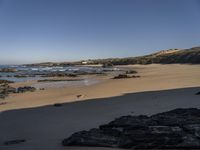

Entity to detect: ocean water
[0,65,119,83]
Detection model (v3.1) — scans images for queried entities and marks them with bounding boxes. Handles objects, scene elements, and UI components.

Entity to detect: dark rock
[17,86,36,93]
[41,73,77,77]
[62,108,200,149]
[151,108,200,126]
[63,128,121,148]
[14,74,36,78]
[77,94,84,98]
[196,91,200,95]
[99,115,156,130]
[54,103,63,107]
[4,139,26,145]
[113,74,140,79]
[0,80,14,84]
[14,74,28,78]
[0,83,16,99]
[125,70,137,74]
[113,74,130,79]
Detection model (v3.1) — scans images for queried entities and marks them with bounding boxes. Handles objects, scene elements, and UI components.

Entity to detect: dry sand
[0,64,200,150]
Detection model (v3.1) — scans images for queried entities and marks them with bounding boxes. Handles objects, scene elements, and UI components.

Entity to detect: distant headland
[25,46,200,67]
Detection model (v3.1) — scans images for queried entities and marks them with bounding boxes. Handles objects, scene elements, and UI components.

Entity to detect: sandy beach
[1,0,200,149]
[1,64,200,111]
[0,64,200,150]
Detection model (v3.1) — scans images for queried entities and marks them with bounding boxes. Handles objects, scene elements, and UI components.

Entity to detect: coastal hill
[26,46,200,67]
[91,46,200,65]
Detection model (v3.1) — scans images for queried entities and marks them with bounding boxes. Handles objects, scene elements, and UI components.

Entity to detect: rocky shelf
[63,108,200,149]
[0,83,36,99]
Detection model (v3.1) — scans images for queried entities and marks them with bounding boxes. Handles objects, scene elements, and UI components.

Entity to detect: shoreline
[0,64,200,112]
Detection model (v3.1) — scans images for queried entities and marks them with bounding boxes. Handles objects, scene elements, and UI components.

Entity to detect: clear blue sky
[0,0,200,64]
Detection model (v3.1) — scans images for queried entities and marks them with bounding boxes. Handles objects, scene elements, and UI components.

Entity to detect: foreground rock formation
[63,108,200,149]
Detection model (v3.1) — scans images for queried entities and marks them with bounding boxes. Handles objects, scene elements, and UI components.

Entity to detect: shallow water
[33,78,102,89]
[0,65,119,82]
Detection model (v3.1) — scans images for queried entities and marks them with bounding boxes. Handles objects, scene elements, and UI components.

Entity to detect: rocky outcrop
[63,108,200,149]
[0,83,16,99]
[113,74,140,79]
[0,80,14,84]
[41,73,77,77]
[14,74,35,78]
[0,85,36,99]
[16,86,36,93]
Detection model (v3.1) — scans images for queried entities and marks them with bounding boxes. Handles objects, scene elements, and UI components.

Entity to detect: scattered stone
[77,94,84,99]
[113,74,140,79]
[62,108,200,149]
[54,103,63,107]
[4,139,26,145]
[126,70,137,74]
[0,83,16,99]
[41,73,77,77]
[0,80,14,84]
[0,84,37,99]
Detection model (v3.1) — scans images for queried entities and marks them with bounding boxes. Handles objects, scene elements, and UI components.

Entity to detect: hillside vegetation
[91,47,200,65]
[26,46,200,67]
